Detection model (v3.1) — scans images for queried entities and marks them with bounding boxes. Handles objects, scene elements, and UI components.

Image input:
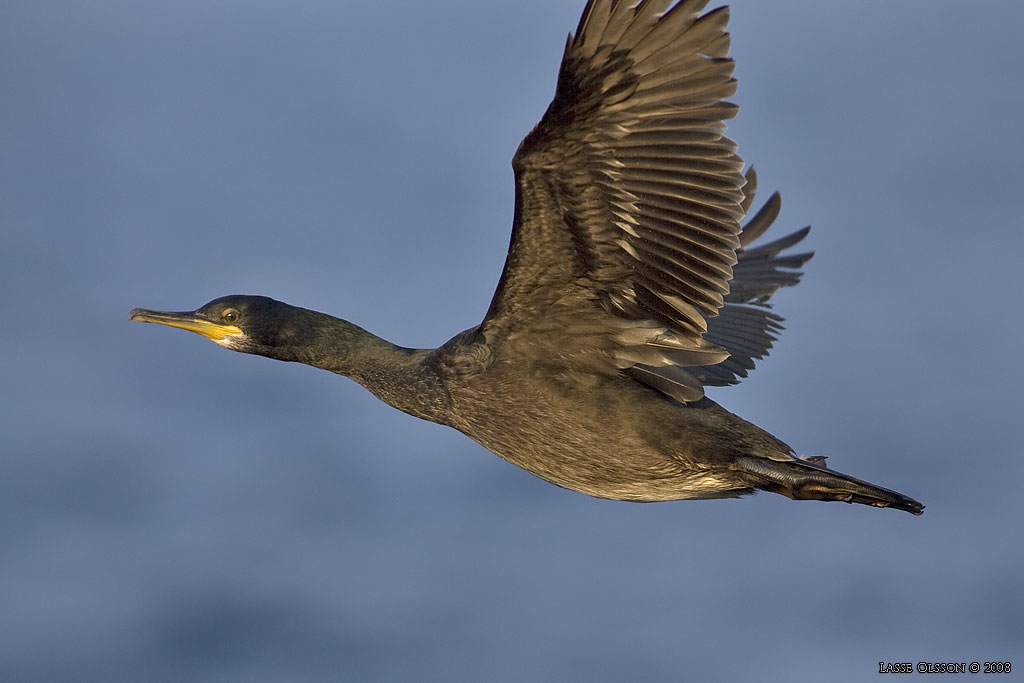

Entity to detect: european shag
[132,0,924,514]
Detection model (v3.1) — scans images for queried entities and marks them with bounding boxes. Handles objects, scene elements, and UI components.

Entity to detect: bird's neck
[282,311,451,424]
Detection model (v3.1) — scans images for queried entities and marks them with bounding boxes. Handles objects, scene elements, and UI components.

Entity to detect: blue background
[2,1,1022,680]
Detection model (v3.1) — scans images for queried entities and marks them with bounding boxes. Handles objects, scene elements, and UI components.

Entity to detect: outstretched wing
[480,0,800,402]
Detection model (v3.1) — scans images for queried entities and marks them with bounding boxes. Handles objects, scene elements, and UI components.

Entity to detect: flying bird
[132,0,924,514]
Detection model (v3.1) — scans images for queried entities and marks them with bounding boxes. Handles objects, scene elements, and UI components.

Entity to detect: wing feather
[692,169,814,386]
[479,1,809,401]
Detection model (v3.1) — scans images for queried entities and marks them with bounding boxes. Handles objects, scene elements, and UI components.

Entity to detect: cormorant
[131,0,924,514]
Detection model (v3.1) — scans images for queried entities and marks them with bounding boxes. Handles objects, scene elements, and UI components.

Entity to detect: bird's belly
[444,370,744,502]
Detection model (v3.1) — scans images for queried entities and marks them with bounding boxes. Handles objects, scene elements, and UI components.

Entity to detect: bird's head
[130,295,301,357]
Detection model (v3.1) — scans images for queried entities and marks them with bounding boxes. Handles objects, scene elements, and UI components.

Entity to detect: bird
[131,0,924,515]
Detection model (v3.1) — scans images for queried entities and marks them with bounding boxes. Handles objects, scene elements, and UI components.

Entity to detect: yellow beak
[129,308,242,342]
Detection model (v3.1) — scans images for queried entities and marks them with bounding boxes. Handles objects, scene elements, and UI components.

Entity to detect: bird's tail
[735,455,924,515]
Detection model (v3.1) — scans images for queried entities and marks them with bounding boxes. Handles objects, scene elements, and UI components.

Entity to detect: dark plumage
[131,0,924,514]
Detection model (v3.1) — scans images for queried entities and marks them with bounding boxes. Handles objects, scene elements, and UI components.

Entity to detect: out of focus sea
[2,1,1021,680]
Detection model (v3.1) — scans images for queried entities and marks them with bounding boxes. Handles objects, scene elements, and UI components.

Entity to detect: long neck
[268,308,451,425]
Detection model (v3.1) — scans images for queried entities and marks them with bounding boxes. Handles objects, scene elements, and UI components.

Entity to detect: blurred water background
[1,1,1022,680]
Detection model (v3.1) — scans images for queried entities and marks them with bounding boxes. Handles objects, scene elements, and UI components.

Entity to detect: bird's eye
[223,309,239,324]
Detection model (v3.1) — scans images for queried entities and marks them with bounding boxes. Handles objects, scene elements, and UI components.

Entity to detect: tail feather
[735,456,925,515]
